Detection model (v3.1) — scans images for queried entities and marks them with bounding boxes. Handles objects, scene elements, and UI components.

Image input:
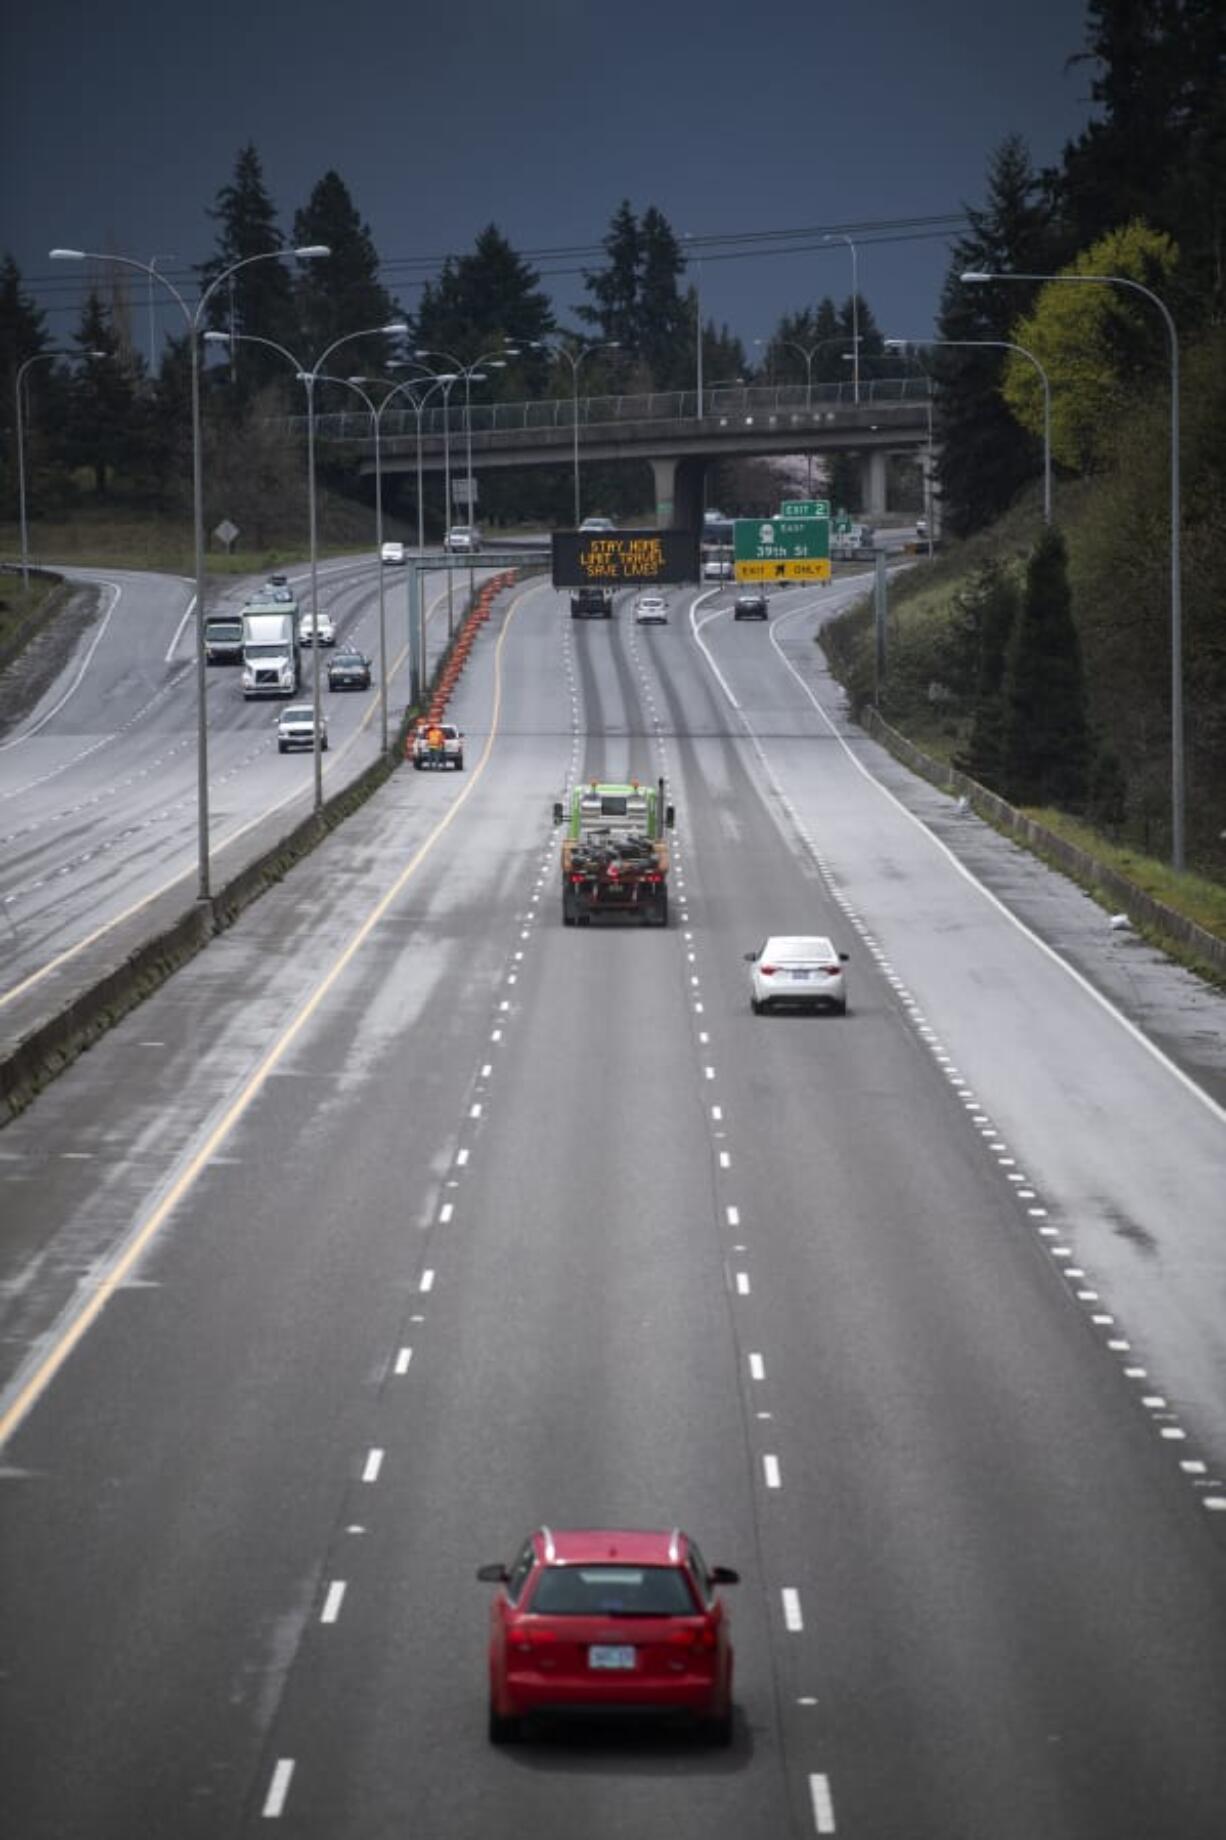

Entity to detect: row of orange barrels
[410,570,518,744]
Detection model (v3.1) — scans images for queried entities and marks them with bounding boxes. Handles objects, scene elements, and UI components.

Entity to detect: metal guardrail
[279,378,931,446]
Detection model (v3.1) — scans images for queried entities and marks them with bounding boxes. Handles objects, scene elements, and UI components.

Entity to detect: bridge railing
[282,377,930,445]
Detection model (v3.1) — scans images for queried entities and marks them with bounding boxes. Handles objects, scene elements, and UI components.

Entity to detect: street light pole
[50,243,331,902]
[210,319,407,810]
[824,234,860,403]
[961,266,1183,870]
[532,340,620,524]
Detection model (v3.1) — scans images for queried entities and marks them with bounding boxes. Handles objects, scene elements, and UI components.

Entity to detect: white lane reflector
[748,1353,765,1381]
[763,1454,781,1489]
[711,1105,723,1121]
[735,1272,751,1295]
[321,1580,347,1624]
[262,1759,295,1819]
[420,1270,435,1293]
[726,1205,740,1227]
[704,1066,716,1080]
[362,1449,384,1483]
[470,1104,482,1118]
[394,1348,412,1375]
[439,1203,454,1224]
[457,1149,470,1166]
[719,1151,731,1169]
[481,1063,493,1077]
[809,1773,836,1833]
[782,1588,803,1631]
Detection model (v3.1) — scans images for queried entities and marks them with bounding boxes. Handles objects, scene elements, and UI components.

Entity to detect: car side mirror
[476,1563,509,1584]
[552,802,564,826]
[710,1566,740,1586]
[839,952,849,963]
[743,951,757,963]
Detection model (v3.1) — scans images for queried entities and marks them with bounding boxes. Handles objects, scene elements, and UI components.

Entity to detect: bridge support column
[650,456,678,527]
[861,448,888,517]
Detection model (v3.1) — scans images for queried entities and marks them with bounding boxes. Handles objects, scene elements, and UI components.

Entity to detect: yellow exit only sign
[735,558,832,582]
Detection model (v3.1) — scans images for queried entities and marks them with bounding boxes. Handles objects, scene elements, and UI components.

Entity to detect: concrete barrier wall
[860,707,1226,979]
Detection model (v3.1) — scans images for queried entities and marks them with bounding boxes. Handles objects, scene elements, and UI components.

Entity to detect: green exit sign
[779,499,830,519]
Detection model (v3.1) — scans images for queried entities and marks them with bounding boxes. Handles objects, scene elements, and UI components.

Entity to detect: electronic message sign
[552,529,699,588]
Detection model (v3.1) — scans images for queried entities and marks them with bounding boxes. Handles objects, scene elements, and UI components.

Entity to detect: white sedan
[298,611,336,646]
[277,705,329,753]
[634,593,668,624]
[745,935,849,1015]
[702,554,734,581]
[445,526,480,552]
[381,540,406,565]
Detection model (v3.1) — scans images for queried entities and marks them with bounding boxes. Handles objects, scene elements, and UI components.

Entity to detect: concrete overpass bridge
[299,379,933,526]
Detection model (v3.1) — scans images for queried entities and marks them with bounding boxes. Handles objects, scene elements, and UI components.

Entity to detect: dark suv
[570,587,614,619]
[733,591,769,620]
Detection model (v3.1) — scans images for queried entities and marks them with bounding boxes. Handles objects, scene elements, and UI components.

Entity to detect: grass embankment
[820,479,1226,965]
[0,508,377,579]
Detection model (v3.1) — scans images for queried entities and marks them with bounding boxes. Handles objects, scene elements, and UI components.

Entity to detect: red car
[476,1526,739,1745]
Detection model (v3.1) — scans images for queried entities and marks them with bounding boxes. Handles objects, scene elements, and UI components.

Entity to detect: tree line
[1,150,885,535]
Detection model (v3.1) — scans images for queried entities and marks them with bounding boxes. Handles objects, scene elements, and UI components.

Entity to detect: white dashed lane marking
[262,1759,295,1819]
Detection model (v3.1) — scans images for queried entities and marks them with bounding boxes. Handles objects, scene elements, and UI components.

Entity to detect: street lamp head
[49,249,86,261]
[293,245,331,260]
[203,330,231,343]
[381,322,409,336]
[960,271,991,283]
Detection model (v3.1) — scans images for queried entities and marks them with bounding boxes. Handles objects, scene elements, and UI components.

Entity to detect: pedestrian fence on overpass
[278,377,932,447]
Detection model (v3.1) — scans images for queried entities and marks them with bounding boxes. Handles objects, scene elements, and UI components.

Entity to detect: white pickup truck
[410,721,465,770]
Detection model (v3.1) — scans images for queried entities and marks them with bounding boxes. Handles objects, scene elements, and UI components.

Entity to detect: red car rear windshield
[529,1565,696,1617]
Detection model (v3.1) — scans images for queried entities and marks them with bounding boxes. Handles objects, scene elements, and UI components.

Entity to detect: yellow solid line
[0,588,521,1451]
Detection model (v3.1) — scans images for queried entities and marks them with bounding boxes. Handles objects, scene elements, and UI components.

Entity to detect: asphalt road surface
[0,555,476,1013]
[1,574,1224,1839]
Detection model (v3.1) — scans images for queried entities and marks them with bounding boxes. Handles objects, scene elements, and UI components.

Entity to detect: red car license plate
[589,1645,636,1669]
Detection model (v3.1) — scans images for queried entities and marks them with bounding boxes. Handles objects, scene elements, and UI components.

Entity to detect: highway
[0,555,471,1014]
[1,573,1224,1839]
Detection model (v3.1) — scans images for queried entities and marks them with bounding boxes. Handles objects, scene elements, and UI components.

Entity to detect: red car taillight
[760,965,777,977]
[668,1623,718,1655]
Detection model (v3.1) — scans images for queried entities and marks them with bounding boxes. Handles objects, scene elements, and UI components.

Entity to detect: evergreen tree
[638,207,689,388]
[65,292,138,495]
[840,295,886,380]
[956,561,1021,787]
[1,255,49,505]
[1059,0,1226,319]
[292,170,399,372]
[201,144,297,399]
[415,225,553,394]
[935,135,1059,535]
[1001,526,1090,809]
[579,201,641,350]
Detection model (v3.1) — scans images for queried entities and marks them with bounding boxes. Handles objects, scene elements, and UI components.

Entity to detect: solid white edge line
[262,1758,295,1818]
[809,1772,836,1832]
[693,580,1224,1127]
[0,579,125,750]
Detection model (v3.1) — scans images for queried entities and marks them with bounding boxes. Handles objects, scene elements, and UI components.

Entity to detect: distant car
[259,586,296,605]
[328,649,372,691]
[570,586,614,619]
[445,525,480,553]
[265,574,289,588]
[915,517,928,539]
[381,540,407,566]
[746,935,849,1014]
[634,592,668,625]
[579,516,616,533]
[276,704,328,753]
[733,591,768,620]
[477,1526,739,1745]
[702,554,733,581]
[298,611,336,646]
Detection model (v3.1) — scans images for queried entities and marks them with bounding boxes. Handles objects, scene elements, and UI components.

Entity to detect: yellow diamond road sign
[735,557,832,582]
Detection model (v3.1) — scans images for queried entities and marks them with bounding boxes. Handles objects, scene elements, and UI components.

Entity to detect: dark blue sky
[4,0,1096,362]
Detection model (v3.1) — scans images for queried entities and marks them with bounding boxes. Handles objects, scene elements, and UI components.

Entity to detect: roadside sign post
[733,512,831,583]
